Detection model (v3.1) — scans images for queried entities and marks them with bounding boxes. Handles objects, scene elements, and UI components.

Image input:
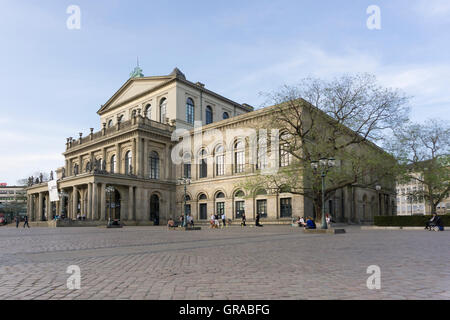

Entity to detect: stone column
[100,183,106,220]
[87,183,92,220]
[136,138,142,177]
[165,144,170,179]
[143,138,148,177]
[102,148,107,171]
[92,183,98,220]
[29,194,34,221]
[38,192,43,221]
[115,143,121,174]
[73,186,78,219]
[59,193,64,216]
[128,186,134,221]
[132,138,137,176]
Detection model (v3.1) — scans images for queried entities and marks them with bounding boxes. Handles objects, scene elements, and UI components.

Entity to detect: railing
[66,116,174,150]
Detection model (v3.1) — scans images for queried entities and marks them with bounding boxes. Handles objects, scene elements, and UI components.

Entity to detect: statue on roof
[130,57,144,78]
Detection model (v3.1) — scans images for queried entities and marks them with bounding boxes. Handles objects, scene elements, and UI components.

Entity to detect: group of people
[167,214,195,228]
[14,215,30,228]
[425,213,444,231]
[210,213,227,228]
[76,213,87,221]
[294,214,332,229]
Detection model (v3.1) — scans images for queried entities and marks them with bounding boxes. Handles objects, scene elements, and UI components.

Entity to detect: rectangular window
[186,105,194,124]
[235,151,244,173]
[216,202,225,216]
[280,198,292,218]
[216,155,224,176]
[199,203,207,220]
[184,163,191,179]
[199,159,207,178]
[150,158,159,179]
[279,144,290,167]
[257,199,267,218]
[235,201,245,219]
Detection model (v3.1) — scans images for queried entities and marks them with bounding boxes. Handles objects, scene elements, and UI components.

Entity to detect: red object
[0,183,7,186]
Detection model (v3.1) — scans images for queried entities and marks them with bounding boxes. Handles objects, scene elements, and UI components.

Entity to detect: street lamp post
[178,177,191,228]
[310,157,336,229]
[375,185,381,216]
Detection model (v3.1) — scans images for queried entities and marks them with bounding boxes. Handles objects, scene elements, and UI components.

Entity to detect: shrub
[374,215,450,227]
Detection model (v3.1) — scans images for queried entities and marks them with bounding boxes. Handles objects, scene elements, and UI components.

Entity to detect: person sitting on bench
[304,217,316,229]
[167,217,175,228]
[425,213,438,230]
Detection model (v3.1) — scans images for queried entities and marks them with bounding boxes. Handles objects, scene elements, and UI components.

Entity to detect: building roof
[97,68,253,115]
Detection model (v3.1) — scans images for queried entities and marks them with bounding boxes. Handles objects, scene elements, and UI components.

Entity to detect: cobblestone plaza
[0,226,449,300]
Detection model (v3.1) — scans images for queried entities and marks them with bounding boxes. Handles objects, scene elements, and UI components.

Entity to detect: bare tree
[240,74,408,221]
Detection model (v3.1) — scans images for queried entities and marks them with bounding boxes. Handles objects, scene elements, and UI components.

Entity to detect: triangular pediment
[98,76,173,114]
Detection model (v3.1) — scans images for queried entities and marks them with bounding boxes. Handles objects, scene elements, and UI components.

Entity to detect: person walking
[241,213,246,227]
[255,213,263,227]
[15,215,20,228]
[221,213,226,228]
[326,214,331,228]
[23,215,30,228]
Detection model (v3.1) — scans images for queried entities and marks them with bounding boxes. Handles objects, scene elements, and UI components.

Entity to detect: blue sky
[0,0,449,184]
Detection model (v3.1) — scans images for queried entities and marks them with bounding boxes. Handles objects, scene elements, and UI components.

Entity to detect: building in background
[396,176,450,215]
[0,185,27,222]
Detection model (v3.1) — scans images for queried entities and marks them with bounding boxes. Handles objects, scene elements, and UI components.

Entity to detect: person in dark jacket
[23,215,30,228]
[241,213,246,226]
[255,213,263,227]
[15,215,20,228]
[425,213,443,230]
[305,217,316,229]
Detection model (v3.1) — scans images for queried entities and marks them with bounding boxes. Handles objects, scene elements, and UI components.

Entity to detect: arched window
[234,140,245,173]
[117,115,123,123]
[107,120,113,128]
[199,149,208,178]
[186,98,194,125]
[160,98,167,123]
[235,190,245,198]
[145,104,151,119]
[223,112,229,120]
[110,155,116,173]
[216,192,225,199]
[149,151,159,179]
[198,193,207,200]
[85,161,90,172]
[215,145,225,176]
[279,132,291,167]
[125,151,132,175]
[206,106,213,125]
[132,110,136,118]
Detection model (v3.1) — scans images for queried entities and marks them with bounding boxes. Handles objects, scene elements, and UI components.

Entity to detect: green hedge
[374,215,450,227]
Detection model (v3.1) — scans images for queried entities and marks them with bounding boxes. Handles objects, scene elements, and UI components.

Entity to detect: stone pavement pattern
[0,225,449,300]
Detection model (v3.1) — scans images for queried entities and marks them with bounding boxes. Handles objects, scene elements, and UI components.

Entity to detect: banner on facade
[48,180,59,202]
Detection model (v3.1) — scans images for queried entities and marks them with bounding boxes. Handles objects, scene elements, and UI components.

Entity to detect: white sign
[48,180,59,202]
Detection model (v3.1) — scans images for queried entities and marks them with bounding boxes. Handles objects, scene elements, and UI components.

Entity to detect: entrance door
[150,194,160,225]
[199,203,207,220]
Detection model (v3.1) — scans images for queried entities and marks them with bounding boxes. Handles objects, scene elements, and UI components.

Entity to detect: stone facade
[26,68,396,225]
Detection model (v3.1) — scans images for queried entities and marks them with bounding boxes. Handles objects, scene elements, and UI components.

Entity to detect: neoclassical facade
[26,67,396,225]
